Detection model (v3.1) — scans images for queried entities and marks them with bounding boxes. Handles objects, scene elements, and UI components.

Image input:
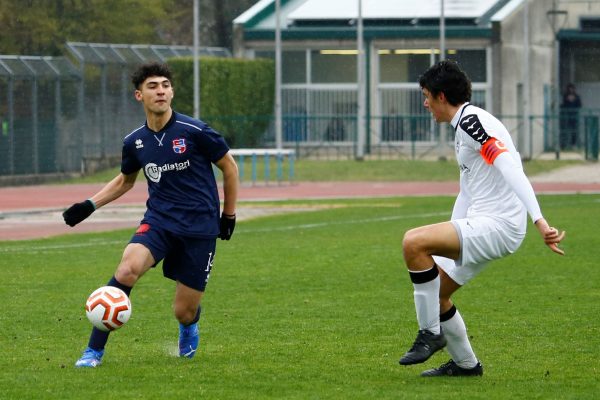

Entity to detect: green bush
[169,57,275,147]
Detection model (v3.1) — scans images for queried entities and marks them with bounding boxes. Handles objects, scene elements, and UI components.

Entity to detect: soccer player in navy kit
[63,62,239,367]
[398,61,565,376]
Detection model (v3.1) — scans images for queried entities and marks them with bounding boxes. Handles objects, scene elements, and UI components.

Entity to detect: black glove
[218,213,236,240]
[63,199,96,227]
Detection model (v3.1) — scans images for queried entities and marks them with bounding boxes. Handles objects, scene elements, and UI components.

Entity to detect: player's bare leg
[175,283,204,358]
[76,244,154,368]
[399,222,459,365]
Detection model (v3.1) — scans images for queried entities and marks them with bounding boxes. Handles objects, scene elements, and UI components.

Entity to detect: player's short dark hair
[131,62,173,89]
[418,60,471,106]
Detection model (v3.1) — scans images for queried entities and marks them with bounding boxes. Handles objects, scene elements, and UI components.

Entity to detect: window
[378,49,487,83]
[282,51,306,83]
[311,50,357,83]
[446,50,487,82]
[379,52,431,83]
[255,50,307,84]
[574,49,600,82]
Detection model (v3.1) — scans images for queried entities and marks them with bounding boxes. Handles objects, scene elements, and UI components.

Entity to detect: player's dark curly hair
[418,60,471,106]
[131,62,173,89]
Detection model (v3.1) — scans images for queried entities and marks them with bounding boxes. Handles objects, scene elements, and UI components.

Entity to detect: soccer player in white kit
[398,61,565,377]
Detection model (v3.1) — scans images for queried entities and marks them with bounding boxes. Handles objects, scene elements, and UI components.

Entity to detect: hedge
[169,57,275,147]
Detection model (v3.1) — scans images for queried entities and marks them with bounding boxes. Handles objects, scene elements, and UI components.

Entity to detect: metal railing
[2,110,596,182]
[229,148,295,185]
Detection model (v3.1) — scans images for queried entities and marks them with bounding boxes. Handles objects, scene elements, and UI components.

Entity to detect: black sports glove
[218,213,236,240]
[63,199,96,227]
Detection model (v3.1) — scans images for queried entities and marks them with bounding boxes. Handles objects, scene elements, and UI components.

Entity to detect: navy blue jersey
[121,111,229,238]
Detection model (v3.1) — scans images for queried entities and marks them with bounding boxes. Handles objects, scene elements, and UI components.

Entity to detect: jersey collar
[451,103,470,132]
[145,110,177,133]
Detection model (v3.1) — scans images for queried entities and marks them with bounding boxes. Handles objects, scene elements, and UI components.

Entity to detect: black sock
[107,275,132,296]
[87,328,110,351]
[187,306,201,326]
[87,276,133,351]
[440,305,457,322]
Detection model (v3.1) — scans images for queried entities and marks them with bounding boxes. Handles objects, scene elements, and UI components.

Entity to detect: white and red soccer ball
[85,286,132,332]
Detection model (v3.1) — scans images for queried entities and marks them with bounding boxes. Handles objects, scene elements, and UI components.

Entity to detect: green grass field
[1,195,598,399]
[62,159,581,184]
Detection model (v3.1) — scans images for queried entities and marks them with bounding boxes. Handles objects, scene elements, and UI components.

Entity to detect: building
[234,0,600,159]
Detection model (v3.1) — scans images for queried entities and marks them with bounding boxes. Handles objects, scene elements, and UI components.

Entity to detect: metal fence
[0,56,80,175]
[66,42,231,173]
[0,42,231,179]
[260,110,600,161]
[266,86,491,159]
[1,43,598,182]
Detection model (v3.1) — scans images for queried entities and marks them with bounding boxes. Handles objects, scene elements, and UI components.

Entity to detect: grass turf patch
[0,194,598,399]
[58,159,581,184]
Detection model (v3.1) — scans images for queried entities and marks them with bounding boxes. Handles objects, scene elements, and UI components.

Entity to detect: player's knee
[440,297,453,312]
[402,228,425,260]
[114,259,143,286]
[174,304,198,325]
[114,267,137,287]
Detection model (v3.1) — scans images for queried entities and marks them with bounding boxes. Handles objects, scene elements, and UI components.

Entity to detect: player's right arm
[89,171,139,209]
[63,171,139,227]
[534,217,566,256]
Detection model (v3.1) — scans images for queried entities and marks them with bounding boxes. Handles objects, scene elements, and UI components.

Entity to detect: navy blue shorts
[129,222,216,292]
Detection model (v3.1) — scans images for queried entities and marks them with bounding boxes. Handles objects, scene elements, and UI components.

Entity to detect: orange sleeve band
[480,137,508,164]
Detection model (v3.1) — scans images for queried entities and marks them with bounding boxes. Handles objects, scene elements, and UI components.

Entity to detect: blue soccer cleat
[75,347,104,368]
[179,323,199,358]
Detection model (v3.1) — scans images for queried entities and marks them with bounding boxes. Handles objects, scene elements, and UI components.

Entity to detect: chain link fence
[1,42,598,184]
[0,43,231,182]
[0,56,80,176]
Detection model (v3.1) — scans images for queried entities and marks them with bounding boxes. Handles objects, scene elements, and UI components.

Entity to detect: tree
[0,0,258,55]
[159,0,257,49]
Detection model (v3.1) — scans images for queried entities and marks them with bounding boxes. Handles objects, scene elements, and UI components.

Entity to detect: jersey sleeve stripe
[123,124,145,141]
[459,114,491,145]
[176,120,203,132]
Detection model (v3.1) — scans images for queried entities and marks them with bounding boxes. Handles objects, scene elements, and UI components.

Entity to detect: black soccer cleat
[420,359,483,377]
[399,329,447,365]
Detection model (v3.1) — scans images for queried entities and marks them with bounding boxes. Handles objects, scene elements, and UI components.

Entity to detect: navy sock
[87,276,133,351]
[88,328,110,351]
[182,306,202,327]
[107,275,132,296]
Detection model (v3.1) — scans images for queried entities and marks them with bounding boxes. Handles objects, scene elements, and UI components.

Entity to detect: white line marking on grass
[0,211,448,253]
[0,239,123,253]
[238,212,448,234]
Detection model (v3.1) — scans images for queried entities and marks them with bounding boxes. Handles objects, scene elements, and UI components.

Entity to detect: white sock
[440,307,478,369]
[410,268,440,334]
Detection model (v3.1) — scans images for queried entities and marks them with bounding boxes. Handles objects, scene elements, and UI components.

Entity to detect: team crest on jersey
[172,138,186,154]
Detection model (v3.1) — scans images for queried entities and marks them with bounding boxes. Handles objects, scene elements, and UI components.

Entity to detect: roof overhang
[243,25,492,41]
[234,0,513,43]
[558,29,600,42]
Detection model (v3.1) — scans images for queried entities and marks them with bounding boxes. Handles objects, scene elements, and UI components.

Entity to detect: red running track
[1,181,599,240]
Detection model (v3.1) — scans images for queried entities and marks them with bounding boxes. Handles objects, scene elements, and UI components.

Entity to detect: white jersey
[450,103,526,231]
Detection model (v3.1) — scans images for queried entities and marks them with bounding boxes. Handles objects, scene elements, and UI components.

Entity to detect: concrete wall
[495,0,555,157]
[496,0,600,157]
[233,0,600,158]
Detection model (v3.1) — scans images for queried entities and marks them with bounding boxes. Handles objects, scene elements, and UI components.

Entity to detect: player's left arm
[215,151,238,216]
[451,174,471,220]
[492,151,565,255]
[215,151,239,240]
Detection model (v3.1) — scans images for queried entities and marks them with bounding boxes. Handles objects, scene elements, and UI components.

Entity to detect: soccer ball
[85,286,132,332]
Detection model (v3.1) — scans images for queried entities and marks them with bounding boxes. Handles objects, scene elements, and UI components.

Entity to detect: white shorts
[434,216,526,285]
